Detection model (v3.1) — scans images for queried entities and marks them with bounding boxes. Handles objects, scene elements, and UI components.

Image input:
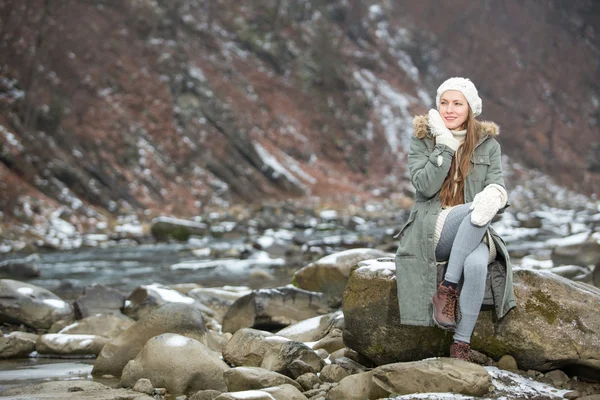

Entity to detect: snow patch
[42,299,68,309]
[17,287,34,295]
[165,335,192,347]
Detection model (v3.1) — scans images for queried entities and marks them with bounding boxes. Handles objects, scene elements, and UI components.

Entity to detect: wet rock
[0,279,73,329]
[150,216,208,241]
[327,358,491,400]
[551,240,600,268]
[124,283,215,320]
[74,284,126,318]
[342,259,600,379]
[0,380,153,399]
[133,378,154,395]
[36,333,109,356]
[93,302,209,377]
[293,249,393,307]
[222,328,324,378]
[223,366,303,392]
[121,333,229,395]
[222,287,328,334]
[0,255,41,279]
[213,384,307,400]
[0,331,38,358]
[58,313,134,339]
[276,311,344,342]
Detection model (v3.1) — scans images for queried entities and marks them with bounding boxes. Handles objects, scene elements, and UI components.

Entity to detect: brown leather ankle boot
[450,341,471,361]
[432,282,459,331]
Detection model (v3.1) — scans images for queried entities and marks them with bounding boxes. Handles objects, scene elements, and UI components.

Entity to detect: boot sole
[432,307,456,332]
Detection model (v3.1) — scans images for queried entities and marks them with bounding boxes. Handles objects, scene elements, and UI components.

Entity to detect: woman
[394,77,515,361]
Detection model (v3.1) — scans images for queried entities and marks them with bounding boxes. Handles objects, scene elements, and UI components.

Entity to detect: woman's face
[439,90,469,130]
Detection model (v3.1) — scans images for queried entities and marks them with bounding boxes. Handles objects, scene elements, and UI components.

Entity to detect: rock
[276,311,344,342]
[0,279,74,329]
[188,287,251,323]
[0,331,38,358]
[295,372,322,391]
[189,390,223,400]
[121,333,229,395]
[551,240,600,268]
[36,333,109,356]
[92,302,209,377]
[222,287,328,334]
[549,265,592,280]
[312,328,345,354]
[329,348,372,367]
[544,369,570,388]
[222,328,324,379]
[124,283,215,321]
[594,260,600,288]
[214,384,308,400]
[58,313,134,339]
[327,358,491,400]
[0,380,153,399]
[73,284,126,318]
[223,366,303,392]
[319,364,349,383]
[331,357,369,375]
[564,390,582,400]
[497,355,519,371]
[150,216,208,241]
[0,255,41,279]
[293,249,393,306]
[133,378,154,395]
[248,268,276,290]
[342,260,600,379]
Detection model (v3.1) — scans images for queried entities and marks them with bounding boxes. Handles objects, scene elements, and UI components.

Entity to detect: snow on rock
[144,284,195,304]
[165,334,193,348]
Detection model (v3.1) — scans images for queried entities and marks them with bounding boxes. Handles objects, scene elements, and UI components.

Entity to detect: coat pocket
[470,154,491,182]
[394,211,418,257]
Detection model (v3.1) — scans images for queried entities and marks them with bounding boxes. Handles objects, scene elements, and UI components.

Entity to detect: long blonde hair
[438,108,481,207]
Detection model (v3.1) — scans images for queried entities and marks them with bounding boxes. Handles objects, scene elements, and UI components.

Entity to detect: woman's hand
[428,109,459,151]
[469,184,508,226]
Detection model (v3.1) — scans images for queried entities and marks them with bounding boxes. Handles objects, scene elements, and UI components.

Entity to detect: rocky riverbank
[1,247,600,400]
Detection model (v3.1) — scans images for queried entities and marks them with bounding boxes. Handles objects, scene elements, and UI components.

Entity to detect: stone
[222,287,328,334]
[319,364,349,383]
[222,328,324,379]
[133,378,154,394]
[188,286,251,323]
[121,333,229,396]
[92,302,209,377]
[0,331,38,358]
[497,355,519,371]
[331,357,369,375]
[276,311,344,342]
[0,279,73,329]
[213,384,307,400]
[544,369,570,388]
[327,358,491,400]
[73,284,126,318]
[189,390,223,400]
[0,255,40,279]
[58,313,134,339]
[223,366,303,392]
[295,372,322,391]
[150,216,208,241]
[342,260,600,379]
[312,328,345,354]
[36,333,109,356]
[123,283,215,321]
[293,249,393,306]
[551,240,600,268]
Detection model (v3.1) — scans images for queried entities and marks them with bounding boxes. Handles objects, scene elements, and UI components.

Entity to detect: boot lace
[452,342,471,361]
[441,286,459,321]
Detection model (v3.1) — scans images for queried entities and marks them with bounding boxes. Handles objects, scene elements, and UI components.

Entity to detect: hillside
[0,0,599,249]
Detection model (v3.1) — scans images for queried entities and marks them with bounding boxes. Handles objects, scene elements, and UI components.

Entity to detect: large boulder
[293,249,393,306]
[342,259,600,378]
[92,302,209,377]
[121,333,229,395]
[36,334,109,356]
[222,328,324,378]
[58,313,135,339]
[0,279,73,329]
[123,283,215,321]
[327,358,491,400]
[0,331,38,358]
[551,239,600,268]
[73,284,126,318]
[222,287,328,334]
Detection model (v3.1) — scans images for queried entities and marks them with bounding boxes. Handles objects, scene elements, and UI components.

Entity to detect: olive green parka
[395,115,515,327]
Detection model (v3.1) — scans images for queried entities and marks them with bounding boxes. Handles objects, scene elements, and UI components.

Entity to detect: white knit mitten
[428,109,459,151]
[469,184,508,226]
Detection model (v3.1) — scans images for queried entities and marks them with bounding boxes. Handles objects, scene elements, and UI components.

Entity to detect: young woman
[394,77,515,361]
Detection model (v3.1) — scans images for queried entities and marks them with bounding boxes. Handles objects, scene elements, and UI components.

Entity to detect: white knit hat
[435,77,482,117]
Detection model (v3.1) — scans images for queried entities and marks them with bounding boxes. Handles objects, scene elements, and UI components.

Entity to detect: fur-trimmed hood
[412,114,500,140]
